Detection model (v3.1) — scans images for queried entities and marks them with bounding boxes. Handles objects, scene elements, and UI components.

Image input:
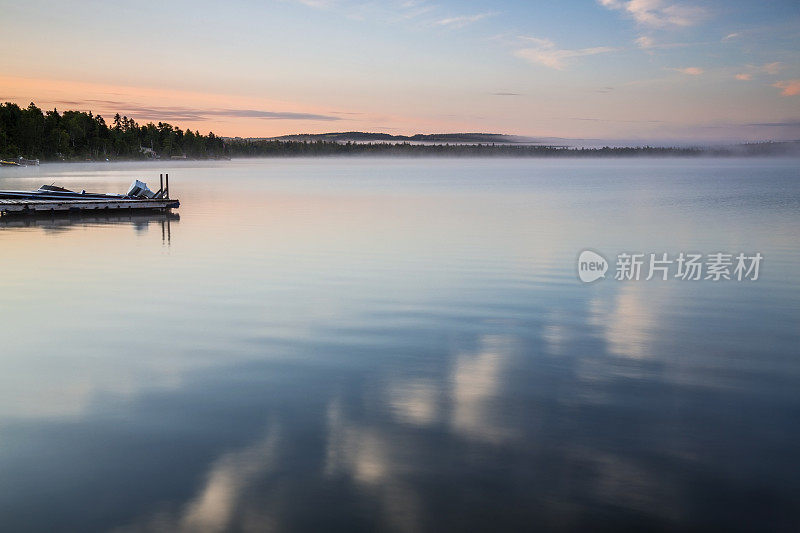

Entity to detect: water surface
[1,158,799,532]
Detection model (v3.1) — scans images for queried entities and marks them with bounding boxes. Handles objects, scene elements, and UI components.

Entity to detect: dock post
[160,174,164,196]
[166,173,169,199]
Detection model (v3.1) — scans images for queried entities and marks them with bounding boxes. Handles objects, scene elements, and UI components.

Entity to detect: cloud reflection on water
[589,284,670,360]
[180,427,280,532]
[325,397,423,532]
[449,334,519,444]
[2,159,799,531]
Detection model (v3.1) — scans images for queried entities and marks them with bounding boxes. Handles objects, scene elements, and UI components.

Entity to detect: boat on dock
[0,174,179,216]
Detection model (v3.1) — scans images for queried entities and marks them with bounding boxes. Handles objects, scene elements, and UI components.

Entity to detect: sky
[1,0,798,142]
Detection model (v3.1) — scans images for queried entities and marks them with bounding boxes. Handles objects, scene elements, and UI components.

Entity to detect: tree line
[225,138,707,157]
[0,102,226,160]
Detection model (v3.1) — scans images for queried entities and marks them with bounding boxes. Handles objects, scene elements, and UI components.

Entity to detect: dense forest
[224,138,798,157]
[226,138,707,157]
[0,102,226,161]
[2,101,797,161]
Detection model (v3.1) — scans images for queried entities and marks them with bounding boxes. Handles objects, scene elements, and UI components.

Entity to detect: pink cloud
[436,12,495,28]
[761,62,783,75]
[515,37,616,70]
[599,0,706,28]
[772,80,800,96]
[670,67,703,75]
[735,73,751,81]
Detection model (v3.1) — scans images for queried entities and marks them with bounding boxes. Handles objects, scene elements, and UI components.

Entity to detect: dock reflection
[0,210,179,244]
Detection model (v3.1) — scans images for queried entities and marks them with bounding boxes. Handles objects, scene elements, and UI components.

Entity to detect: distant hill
[265,132,538,144]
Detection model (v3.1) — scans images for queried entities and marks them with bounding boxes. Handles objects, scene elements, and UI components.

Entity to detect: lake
[1,158,799,532]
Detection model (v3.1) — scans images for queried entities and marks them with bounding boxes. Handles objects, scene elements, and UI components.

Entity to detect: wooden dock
[0,173,179,216]
[0,197,180,216]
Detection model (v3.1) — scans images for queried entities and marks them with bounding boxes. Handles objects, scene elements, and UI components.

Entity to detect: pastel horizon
[2,0,798,142]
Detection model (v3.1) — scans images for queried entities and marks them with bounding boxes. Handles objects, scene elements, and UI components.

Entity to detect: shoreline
[6,140,798,164]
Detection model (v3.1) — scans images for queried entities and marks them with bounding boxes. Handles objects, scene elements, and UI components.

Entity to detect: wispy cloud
[599,0,706,28]
[634,35,703,50]
[398,0,435,20]
[746,120,800,127]
[761,62,783,75]
[55,100,341,122]
[669,66,703,75]
[514,37,616,70]
[207,109,341,120]
[286,0,493,31]
[568,117,665,123]
[773,80,800,96]
[291,0,335,8]
[734,62,783,81]
[436,12,495,29]
[491,92,521,96]
[722,32,740,41]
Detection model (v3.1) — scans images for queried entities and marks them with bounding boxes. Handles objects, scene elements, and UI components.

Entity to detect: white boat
[0,180,161,201]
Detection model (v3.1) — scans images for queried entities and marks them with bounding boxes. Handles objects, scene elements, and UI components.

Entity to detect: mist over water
[1,158,799,532]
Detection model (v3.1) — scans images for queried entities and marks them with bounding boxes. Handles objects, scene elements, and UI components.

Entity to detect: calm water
[1,158,799,532]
